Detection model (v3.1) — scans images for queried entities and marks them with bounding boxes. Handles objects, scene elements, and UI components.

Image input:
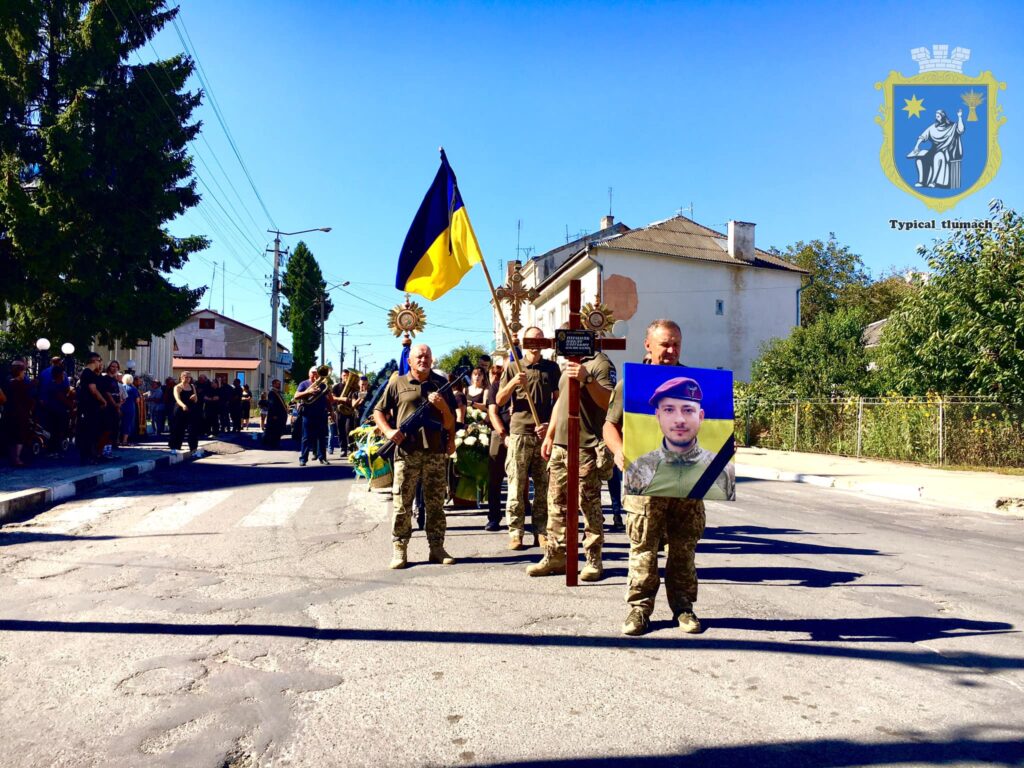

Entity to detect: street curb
[736,463,925,502]
[0,441,234,525]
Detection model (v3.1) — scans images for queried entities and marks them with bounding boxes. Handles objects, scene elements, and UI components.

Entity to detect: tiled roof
[595,215,806,273]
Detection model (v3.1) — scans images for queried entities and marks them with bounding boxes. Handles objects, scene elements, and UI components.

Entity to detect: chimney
[600,215,615,230]
[727,221,755,263]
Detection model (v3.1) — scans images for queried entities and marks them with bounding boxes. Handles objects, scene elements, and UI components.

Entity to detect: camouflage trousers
[545,445,603,558]
[504,432,548,535]
[392,451,448,544]
[625,494,706,617]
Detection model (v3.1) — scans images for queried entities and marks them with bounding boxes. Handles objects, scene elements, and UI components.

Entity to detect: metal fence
[735,396,1024,469]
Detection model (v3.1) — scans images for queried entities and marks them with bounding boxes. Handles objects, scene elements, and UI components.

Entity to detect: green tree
[879,205,1024,399]
[0,0,207,352]
[748,307,877,399]
[858,268,922,323]
[437,342,488,373]
[279,241,332,381]
[783,234,871,326]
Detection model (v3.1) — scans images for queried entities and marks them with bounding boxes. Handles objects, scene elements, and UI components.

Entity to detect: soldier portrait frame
[621,363,736,501]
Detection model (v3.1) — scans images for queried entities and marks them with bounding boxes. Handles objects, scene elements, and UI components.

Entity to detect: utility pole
[267,226,333,385]
[339,324,346,370]
[320,290,326,366]
[268,233,282,387]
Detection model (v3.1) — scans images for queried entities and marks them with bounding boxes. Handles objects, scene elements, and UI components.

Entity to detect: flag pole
[478,257,543,426]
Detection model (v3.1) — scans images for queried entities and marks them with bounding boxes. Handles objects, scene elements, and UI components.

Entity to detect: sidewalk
[0,430,259,523]
[736,447,1024,516]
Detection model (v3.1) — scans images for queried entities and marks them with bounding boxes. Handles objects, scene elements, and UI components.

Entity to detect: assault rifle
[378,367,469,461]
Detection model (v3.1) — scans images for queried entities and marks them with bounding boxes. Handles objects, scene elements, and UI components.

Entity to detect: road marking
[238,486,314,528]
[44,496,137,533]
[133,489,233,532]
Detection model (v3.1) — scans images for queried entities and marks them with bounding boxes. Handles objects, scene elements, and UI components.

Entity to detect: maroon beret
[649,376,702,407]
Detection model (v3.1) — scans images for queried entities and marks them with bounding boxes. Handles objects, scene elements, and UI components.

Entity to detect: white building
[93,310,289,390]
[492,215,806,381]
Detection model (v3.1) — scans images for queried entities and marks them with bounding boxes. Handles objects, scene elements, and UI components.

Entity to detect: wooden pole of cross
[523,278,625,586]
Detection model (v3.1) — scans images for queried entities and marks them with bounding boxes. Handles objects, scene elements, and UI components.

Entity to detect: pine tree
[0,0,207,352]
[279,241,332,382]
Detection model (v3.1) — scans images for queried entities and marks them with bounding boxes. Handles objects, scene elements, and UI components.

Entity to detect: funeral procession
[2,3,1023,767]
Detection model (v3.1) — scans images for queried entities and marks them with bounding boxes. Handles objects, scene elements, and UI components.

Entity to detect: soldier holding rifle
[374,343,457,569]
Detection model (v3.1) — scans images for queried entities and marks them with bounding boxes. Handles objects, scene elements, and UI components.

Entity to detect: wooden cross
[523,279,626,587]
[493,260,538,339]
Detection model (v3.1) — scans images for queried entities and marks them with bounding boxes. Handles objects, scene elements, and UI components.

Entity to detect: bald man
[374,343,458,569]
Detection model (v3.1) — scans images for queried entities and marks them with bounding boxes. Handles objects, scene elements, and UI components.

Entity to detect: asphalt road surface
[1,442,1022,767]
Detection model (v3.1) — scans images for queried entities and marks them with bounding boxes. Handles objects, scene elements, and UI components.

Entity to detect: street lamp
[35,337,50,376]
[266,226,332,385]
[60,342,76,377]
[319,280,351,365]
[338,321,363,369]
[352,342,372,372]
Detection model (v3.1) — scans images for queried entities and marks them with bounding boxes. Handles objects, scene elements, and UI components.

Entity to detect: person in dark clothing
[262,379,287,448]
[484,360,510,530]
[1,360,33,466]
[38,358,71,453]
[292,367,331,466]
[169,371,202,453]
[75,353,108,465]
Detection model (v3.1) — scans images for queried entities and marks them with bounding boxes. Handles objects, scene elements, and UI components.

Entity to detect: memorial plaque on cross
[523,279,626,586]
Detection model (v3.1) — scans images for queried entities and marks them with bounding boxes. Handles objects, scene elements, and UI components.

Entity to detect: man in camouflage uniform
[624,377,736,501]
[528,350,616,581]
[496,327,560,550]
[604,319,706,635]
[374,343,457,569]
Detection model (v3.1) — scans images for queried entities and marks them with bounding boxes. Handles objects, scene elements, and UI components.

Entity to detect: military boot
[526,550,566,577]
[622,607,650,636]
[428,542,456,565]
[508,530,524,550]
[579,547,603,582]
[611,512,625,532]
[675,609,702,634]
[388,541,408,570]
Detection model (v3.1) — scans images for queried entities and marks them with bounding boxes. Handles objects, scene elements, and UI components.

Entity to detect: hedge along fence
[735,396,1024,469]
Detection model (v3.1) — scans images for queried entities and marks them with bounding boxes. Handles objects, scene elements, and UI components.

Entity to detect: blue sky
[153,0,1024,372]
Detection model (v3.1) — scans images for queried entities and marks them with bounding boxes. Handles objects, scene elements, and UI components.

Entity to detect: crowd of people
[0,352,264,467]
[369,320,703,637]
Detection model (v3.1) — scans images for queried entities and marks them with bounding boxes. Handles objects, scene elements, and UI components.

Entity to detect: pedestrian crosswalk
[238,486,314,528]
[18,483,325,538]
[42,496,137,534]
[133,489,235,533]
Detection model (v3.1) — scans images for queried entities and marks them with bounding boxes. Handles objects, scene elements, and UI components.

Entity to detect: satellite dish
[611,320,629,338]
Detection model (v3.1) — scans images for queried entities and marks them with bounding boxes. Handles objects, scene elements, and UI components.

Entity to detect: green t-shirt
[500,358,561,435]
[375,371,454,455]
[551,353,616,449]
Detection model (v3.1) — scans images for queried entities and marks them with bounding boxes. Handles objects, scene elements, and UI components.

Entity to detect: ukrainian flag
[396,149,483,300]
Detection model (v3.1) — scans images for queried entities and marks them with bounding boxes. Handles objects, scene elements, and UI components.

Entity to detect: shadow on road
[699,525,885,557]
[1,618,1019,671]
[466,731,1024,767]
[706,615,1017,643]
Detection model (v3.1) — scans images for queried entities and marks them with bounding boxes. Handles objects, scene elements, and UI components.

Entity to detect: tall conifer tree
[0,0,206,351]
[279,241,332,382]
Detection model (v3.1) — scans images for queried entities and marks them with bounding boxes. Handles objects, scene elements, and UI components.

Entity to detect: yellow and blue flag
[396,149,483,300]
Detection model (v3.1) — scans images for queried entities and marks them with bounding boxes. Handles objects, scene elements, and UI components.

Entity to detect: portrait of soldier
[624,376,735,501]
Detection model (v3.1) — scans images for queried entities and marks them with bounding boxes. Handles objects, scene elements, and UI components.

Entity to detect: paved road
[1,443,1022,767]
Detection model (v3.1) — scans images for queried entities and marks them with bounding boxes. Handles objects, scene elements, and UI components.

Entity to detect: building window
[199,318,215,329]
[715,299,725,316]
[195,339,204,355]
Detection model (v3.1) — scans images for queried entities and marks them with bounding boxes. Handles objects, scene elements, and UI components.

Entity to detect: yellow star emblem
[902,94,925,118]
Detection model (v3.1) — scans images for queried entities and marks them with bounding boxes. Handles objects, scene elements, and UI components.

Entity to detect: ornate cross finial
[493,261,538,338]
[387,293,427,345]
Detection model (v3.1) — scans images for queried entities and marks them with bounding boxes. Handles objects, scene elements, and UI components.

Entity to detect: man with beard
[910,108,965,188]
